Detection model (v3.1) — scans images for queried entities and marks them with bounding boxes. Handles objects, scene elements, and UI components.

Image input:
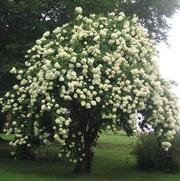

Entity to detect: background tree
[116,0,180,42]
[63,0,180,42]
[1,8,179,173]
[0,0,68,92]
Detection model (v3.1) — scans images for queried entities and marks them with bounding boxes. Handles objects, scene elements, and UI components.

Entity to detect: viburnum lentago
[0,7,179,172]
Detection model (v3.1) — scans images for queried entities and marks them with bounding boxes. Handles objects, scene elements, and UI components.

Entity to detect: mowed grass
[0,133,180,181]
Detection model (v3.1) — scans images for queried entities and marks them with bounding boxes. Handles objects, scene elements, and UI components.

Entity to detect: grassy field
[0,133,180,181]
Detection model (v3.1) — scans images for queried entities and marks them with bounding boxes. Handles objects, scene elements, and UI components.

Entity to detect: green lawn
[0,133,180,181]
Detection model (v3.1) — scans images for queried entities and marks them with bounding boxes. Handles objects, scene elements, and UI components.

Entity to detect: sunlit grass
[0,133,180,181]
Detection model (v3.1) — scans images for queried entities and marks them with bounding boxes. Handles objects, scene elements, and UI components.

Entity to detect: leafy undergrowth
[0,133,180,181]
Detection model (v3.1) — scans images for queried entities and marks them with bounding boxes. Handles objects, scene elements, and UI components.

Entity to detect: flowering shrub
[0,7,179,173]
[134,133,180,172]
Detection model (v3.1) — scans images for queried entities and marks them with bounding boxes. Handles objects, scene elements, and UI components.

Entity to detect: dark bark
[73,119,100,174]
[69,101,102,174]
[73,143,94,174]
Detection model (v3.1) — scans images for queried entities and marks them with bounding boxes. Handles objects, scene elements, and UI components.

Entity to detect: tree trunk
[70,103,101,174]
[73,144,94,174]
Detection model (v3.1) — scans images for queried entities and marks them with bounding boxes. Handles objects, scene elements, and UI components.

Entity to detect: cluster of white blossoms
[0,7,179,161]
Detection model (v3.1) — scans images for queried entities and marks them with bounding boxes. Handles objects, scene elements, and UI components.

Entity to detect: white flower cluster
[0,7,179,161]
